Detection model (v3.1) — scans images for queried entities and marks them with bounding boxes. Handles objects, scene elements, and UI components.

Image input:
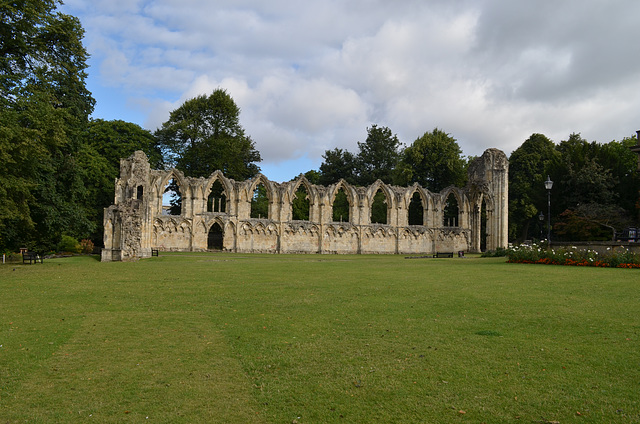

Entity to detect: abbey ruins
[101,149,508,261]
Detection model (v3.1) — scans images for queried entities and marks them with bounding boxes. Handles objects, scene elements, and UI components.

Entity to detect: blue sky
[62,0,640,182]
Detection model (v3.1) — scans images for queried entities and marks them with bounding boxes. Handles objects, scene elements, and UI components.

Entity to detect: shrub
[58,235,81,254]
[80,239,94,254]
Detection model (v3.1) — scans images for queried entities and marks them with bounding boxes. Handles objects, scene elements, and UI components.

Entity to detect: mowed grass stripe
[1,254,639,423]
[2,309,265,423]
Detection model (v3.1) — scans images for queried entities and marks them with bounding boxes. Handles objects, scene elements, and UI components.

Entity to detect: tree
[395,128,467,192]
[318,125,401,186]
[597,136,640,221]
[318,148,357,186]
[508,133,559,242]
[78,119,162,243]
[549,133,639,241]
[0,0,95,251]
[355,125,401,185]
[156,89,261,180]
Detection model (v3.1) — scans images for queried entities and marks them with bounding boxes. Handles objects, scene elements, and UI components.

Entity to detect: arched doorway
[208,223,224,250]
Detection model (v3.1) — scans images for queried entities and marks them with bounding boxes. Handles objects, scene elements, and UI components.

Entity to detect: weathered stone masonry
[101,149,508,261]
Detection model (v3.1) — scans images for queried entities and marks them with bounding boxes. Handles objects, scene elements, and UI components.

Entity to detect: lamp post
[544,176,553,242]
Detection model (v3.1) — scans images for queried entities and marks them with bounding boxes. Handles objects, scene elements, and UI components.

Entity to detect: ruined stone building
[101,149,508,261]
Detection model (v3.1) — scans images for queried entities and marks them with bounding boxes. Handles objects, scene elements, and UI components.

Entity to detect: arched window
[408,192,424,225]
[136,185,144,199]
[251,183,269,219]
[332,188,350,222]
[163,178,182,216]
[371,188,387,224]
[292,184,310,220]
[443,193,459,227]
[207,180,226,213]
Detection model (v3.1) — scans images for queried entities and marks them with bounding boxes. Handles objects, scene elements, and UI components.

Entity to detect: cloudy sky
[62,0,640,182]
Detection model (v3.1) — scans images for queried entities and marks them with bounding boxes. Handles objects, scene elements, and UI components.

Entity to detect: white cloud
[63,0,640,181]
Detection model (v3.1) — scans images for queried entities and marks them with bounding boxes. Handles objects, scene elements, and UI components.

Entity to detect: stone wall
[102,149,508,261]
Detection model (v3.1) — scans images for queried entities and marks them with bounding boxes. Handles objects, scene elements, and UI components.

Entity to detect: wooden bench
[433,252,454,258]
[151,249,159,257]
[22,251,43,264]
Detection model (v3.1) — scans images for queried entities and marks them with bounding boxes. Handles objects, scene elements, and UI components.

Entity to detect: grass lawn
[1,253,638,423]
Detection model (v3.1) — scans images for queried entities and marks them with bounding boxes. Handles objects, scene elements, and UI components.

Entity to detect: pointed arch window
[371,188,387,224]
[332,187,350,222]
[292,184,310,221]
[163,178,182,216]
[251,183,269,219]
[443,193,459,227]
[207,180,227,213]
[408,192,424,225]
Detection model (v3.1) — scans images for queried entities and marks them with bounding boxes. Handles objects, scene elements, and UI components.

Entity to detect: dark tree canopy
[318,125,401,186]
[78,119,162,242]
[318,148,357,186]
[508,132,640,243]
[508,133,559,241]
[0,0,95,251]
[156,89,261,180]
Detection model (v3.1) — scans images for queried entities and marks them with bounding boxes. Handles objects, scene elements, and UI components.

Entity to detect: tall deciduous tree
[395,128,467,192]
[156,89,261,180]
[78,119,162,243]
[318,125,401,186]
[0,0,95,251]
[507,133,559,242]
[318,148,357,185]
[355,125,401,185]
[550,133,639,240]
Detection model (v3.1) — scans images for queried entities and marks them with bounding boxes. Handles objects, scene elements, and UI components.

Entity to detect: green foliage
[164,179,182,216]
[318,147,357,185]
[319,125,401,186]
[356,125,401,185]
[370,190,387,224]
[156,89,261,180]
[332,188,350,222]
[0,0,95,251]
[77,119,162,243]
[508,133,559,242]
[395,128,468,192]
[291,185,310,220]
[57,235,81,253]
[407,192,424,225]
[250,184,269,219]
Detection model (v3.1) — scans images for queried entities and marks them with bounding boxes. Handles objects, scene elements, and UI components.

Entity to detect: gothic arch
[367,180,394,225]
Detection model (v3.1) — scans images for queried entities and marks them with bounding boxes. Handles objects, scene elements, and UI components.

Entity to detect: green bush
[58,235,81,254]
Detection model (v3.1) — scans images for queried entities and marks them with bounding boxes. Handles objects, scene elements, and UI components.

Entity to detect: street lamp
[544,175,553,242]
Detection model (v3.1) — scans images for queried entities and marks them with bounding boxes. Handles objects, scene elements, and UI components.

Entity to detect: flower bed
[506,243,640,269]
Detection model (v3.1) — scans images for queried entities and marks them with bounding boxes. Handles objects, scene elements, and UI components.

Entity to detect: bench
[433,252,454,258]
[22,251,43,264]
[151,249,159,257]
